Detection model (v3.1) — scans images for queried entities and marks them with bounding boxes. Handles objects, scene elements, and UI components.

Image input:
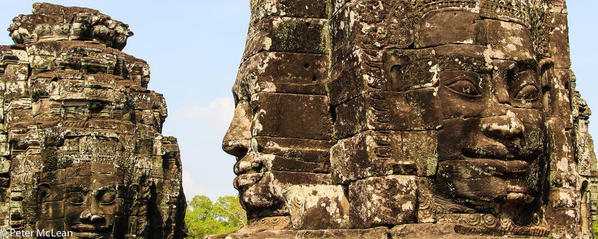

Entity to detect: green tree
[185,195,247,238]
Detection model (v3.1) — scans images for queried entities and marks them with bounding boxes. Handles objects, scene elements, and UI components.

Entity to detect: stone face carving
[0,3,186,238]
[222,0,598,238]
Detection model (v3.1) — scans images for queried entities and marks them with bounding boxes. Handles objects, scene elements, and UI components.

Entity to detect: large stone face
[0,3,185,238]
[221,0,597,238]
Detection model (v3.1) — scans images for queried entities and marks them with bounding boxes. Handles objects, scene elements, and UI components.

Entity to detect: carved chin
[71,231,107,238]
[239,173,281,209]
[69,223,113,233]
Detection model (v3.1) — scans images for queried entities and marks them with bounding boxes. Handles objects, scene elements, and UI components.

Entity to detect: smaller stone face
[349,176,417,228]
[38,162,127,238]
[283,185,350,229]
[0,3,185,237]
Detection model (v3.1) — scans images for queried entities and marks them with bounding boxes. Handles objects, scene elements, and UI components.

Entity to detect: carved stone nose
[480,112,524,139]
[80,209,105,222]
[80,209,90,219]
[222,101,252,157]
[90,214,104,222]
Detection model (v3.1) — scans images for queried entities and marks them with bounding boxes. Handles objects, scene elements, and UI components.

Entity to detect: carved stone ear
[128,183,140,200]
[538,58,555,113]
[37,183,51,203]
[383,50,411,91]
[539,58,555,84]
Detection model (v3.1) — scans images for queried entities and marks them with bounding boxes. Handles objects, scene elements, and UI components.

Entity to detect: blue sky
[0,1,596,200]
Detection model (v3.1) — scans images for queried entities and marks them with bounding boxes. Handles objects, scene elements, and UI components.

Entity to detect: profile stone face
[222,0,598,238]
[0,3,186,238]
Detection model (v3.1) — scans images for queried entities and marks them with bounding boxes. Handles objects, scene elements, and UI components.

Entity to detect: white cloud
[181,97,235,129]
[182,169,207,199]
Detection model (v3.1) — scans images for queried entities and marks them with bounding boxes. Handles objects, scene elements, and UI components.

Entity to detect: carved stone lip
[234,172,264,190]
[506,192,534,203]
[71,223,110,232]
[71,231,104,238]
[460,157,530,175]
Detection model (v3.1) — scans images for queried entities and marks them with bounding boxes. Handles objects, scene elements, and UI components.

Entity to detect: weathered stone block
[283,185,350,229]
[331,0,415,65]
[549,69,573,126]
[252,93,333,140]
[234,216,291,234]
[331,131,434,183]
[236,52,328,95]
[390,223,550,239]
[0,158,10,174]
[334,90,442,139]
[547,13,570,69]
[415,178,435,223]
[272,171,332,186]
[575,115,597,177]
[327,51,382,105]
[415,11,481,48]
[349,175,417,228]
[546,208,580,239]
[215,227,389,239]
[546,117,577,188]
[403,131,438,177]
[256,137,333,173]
[272,155,330,173]
[54,44,120,74]
[250,0,328,24]
[0,142,9,157]
[243,17,328,60]
[479,19,535,61]
[548,187,578,209]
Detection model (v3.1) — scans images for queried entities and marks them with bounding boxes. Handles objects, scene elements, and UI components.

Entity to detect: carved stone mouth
[72,231,104,239]
[461,158,530,175]
[462,144,518,160]
[72,224,110,232]
[234,173,264,190]
[440,157,531,180]
[234,154,263,175]
[506,192,534,204]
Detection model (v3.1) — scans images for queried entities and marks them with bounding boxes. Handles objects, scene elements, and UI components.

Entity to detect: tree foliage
[185,195,247,238]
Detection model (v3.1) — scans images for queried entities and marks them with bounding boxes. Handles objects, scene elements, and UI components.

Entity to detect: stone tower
[222,0,598,238]
[0,3,186,238]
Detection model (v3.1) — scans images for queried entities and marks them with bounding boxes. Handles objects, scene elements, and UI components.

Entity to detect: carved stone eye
[515,84,540,101]
[99,190,117,205]
[67,192,85,205]
[446,79,481,97]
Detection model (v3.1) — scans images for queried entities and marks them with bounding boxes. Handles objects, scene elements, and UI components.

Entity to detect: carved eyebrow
[515,59,539,72]
[92,185,118,195]
[66,186,87,192]
[101,185,117,191]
